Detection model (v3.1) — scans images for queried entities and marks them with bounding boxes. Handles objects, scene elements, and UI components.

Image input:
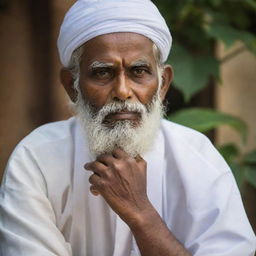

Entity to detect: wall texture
[0,0,74,179]
[216,42,256,153]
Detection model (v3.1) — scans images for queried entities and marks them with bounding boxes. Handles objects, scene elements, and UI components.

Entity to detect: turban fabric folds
[57,0,172,67]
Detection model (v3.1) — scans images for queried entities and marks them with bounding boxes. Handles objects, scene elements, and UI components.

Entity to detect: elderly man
[1,0,255,255]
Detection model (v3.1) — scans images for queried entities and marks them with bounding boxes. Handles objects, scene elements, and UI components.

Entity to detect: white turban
[57,0,172,67]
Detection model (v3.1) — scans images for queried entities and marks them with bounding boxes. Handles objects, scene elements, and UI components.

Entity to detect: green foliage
[154,0,256,99]
[229,163,245,190]
[244,150,256,164]
[207,25,256,54]
[158,0,256,190]
[244,150,256,188]
[217,147,256,191]
[168,45,219,101]
[168,108,247,141]
[245,166,256,188]
[218,144,239,164]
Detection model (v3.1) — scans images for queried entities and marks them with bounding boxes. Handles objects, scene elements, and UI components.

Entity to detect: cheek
[135,82,159,105]
[80,81,110,109]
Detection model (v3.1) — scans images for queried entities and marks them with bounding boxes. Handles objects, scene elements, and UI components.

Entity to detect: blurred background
[1,0,256,234]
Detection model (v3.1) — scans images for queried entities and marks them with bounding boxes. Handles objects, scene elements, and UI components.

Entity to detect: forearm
[85,150,190,255]
[128,206,191,256]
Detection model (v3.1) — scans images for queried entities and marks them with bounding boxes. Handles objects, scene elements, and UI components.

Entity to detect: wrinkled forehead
[80,32,157,68]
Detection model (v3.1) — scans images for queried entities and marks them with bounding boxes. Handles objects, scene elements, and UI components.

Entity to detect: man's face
[78,32,161,126]
[61,32,172,157]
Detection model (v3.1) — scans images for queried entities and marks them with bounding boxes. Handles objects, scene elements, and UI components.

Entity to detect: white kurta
[0,117,255,256]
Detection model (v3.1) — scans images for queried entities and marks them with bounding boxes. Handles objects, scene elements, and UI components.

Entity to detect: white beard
[72,82,164,158]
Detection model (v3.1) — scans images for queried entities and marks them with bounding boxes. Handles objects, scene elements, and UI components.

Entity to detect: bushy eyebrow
[88,61,114,71]
[130,59,151,67]
[88,59,151,72]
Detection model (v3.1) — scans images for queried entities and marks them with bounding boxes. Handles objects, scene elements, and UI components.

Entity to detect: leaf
[168,44,219,101]
[207,24,256,53]
[245,0,256,10]
[209,0,222,8]
[218,144,244,191]
[244,165,256,189]
[243,150,256,165]
[167,108,247,142]
[218,143,240,164]
[230,163,245,191]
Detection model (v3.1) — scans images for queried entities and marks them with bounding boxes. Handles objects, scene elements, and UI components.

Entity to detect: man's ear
[159,65,173,101]
[60,68,77,102]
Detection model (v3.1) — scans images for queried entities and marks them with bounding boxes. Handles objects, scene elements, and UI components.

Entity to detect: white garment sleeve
[0,145,72,256]
[174,134,256,256]
[186,173,256,256]
[162,122,256,256]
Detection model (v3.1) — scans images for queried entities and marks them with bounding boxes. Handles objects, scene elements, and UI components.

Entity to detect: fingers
[96,154,114,166]
[135,154,147,171]
[135,154,143,162]
[84,161,108,177]
[88,174,102,196]
[90,185,100,196]
[88,173,107,196]
[92,149,128,166]
[112,148,127,159]
[112,148,145,164]
[85,150,146,175]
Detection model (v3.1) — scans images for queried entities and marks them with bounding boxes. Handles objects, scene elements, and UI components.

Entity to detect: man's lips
[103,111,141,122]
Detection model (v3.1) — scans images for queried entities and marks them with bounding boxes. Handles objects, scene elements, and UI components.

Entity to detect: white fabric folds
[57,0,172,67]
[1,117,256,255]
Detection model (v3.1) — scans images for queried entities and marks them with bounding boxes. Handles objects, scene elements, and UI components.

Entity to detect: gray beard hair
[72,81,164,158]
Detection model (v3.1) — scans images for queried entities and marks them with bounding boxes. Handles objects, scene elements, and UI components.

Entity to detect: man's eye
[92,68,113,79]
[132,68,149,77]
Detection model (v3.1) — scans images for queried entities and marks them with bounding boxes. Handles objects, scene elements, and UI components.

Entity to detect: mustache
[90,101,148,120]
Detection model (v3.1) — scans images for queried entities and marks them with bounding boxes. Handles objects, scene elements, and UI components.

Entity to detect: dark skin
[61,32,191,256]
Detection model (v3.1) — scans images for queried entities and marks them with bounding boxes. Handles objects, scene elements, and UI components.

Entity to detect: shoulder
[160,118,230,176]
[2,117,79,184]
[17,117,77,150]
[161,118,210,147]
[160,119,256,256]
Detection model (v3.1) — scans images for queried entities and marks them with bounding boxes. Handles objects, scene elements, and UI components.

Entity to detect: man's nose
[111,73,133,101]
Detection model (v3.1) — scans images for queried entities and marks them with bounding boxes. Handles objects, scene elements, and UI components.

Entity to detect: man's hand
[85,148,191,256]
[84,148,152,225]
